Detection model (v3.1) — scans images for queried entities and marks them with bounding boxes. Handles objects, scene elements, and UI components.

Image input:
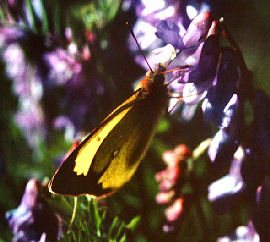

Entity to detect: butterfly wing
[49,88,168,197]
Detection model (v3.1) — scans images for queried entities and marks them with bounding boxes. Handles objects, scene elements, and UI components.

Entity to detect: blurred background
[0,0,270,241]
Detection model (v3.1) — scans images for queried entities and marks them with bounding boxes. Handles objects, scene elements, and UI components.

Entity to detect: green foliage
[49,195,140,241]
[68,0,121,30]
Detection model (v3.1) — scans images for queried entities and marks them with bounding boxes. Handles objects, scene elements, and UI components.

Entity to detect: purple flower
[188,34,220,85]
[178,29,220,108]
[0,28,24,46]
[0,27,105,148]
[41,48,82,86]
[182,11,211,49]
[126,0,211,70]
[217,221,259,242]
[1,38,46,150]
[208,174,244,214]
[207,94,242,170]
[6,179,61,242]
[156,20,185,50]
[156,11,212,51]
[208,129,238,170]
[202,48,240,127]
[208,146,245,214]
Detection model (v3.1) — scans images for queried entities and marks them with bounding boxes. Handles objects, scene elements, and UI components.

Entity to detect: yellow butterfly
[48,64,171,198]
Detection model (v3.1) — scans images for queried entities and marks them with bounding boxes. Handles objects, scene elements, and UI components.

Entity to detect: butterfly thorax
[141,64,168,97]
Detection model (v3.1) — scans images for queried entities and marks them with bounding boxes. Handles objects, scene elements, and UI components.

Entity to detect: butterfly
[49,63,174,198]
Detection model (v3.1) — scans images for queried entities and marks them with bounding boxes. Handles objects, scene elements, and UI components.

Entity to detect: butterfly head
[141,64,167,94]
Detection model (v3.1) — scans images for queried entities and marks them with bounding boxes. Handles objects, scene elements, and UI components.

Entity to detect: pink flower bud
[165,198,183,222]
[159,179,175,192]
[156,191,175,205]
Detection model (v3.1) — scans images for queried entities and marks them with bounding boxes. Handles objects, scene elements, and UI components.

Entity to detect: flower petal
[208,174,244,214]
[156,20,185,50]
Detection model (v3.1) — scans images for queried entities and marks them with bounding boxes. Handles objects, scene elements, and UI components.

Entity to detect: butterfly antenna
[160,65,191,75]
[126,21,153,72]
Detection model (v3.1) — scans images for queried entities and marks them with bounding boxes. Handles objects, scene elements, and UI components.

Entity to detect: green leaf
[52,0,61,36]
[157,118,169,133]
[188,138,212,170]
[39,0,49,34]
[119,234,127,242]
[91,199,102,236]
[25,0,37,31]
[126,216,141,232]
[113,221,125,240]
[108,217,120,239]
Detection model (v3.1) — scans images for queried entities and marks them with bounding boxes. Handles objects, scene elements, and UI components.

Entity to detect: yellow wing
[49,87,168,197]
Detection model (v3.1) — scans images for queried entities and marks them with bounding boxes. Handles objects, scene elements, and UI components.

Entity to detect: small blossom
[175,144,191,156]
[156,144,191,232]
[156,191,175,205]
[156,20,185,50]
[53,116,76,141]
[0,27,24,46]
[165,198,183,222]
[208,127,240,170]
[208,174,244,214]
[159,179,175,191]
[217,221,259,242]
[208,146,245,214]
[41,48,82,86]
